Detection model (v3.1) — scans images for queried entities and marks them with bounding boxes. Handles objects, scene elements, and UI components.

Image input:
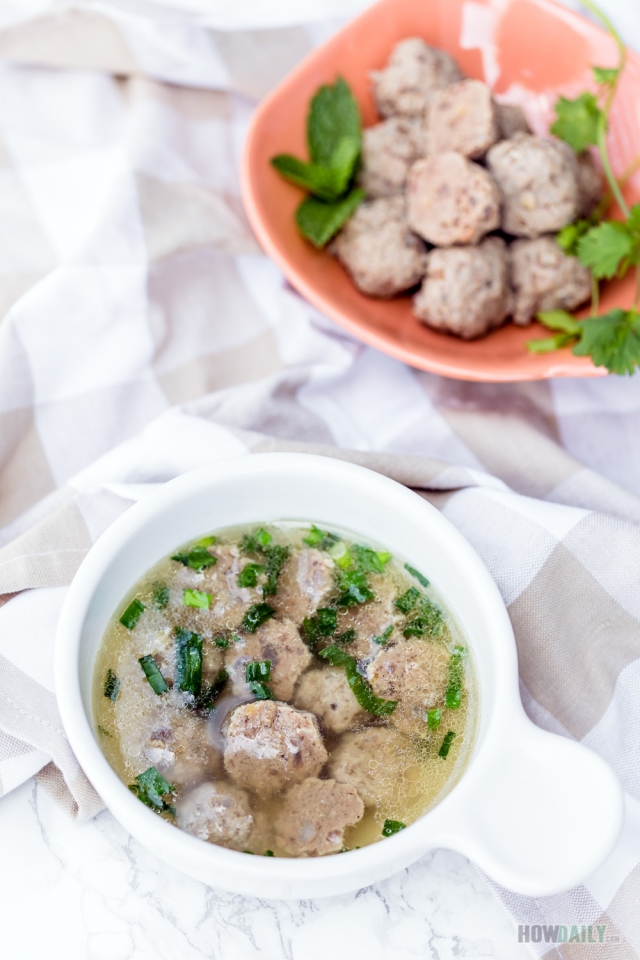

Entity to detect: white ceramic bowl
[55,453,623,900]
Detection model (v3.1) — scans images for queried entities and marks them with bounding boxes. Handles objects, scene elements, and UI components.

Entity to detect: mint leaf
[308,77,361,167]
[328,135,360,196]
[551,92,601,153]
[573,309,640,375]
[271,154,344,202]
[295,189,364,248]
[593,66,619,84]
[577,221,635,278]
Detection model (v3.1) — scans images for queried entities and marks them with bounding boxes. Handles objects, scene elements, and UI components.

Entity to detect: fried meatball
[329,727,413,808]
[360,117,428,197]
[225,617,312,701]
[332,196,428,297]
[372,37,463,118]
[271,547,335,622]
[508,236,592,325]
[176,781,253,848]
[274,778,364,856]
[413,237,512,339]
[367,640,450,736]
[495,102,530,139]
[577,151,603,217]
[486,133,581,238]
[224,700,328,796]
[295,667,366,734]
[427,79,499,159]
[407,152,500,246]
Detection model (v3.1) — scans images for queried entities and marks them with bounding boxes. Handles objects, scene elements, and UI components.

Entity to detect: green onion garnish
[97,724,112,737]
[405,564,429,588]
[302,607,337,647]
[104,668,120,701]
[329,541,353,569]
[263,544,289,596]
[119,598,145,629]
[174,626,203,696]
[438,730,456,759]
[403,597,444,639]
[246,660,271,682]
[183,588,210,609]
[373,625,393,646]
[249,681,273,700]
[242,603,276,633]
[197,535,217,547]
[194,668,228,711]
[394,587,420,614]
[427,707,441,731]
[352,544,388,574]
[214,636,229,648]
[242,528,273,552]
[264,850,274,857]
[129,766,175,814]
[445,646,465,710]
[319,644,397,716]
[336,567,375,606]
[382,819,406,837]
[138,655,169,694]
[152,582,170,609]
[171,545,217,571]
[237,563,265,588]
[303,525,340,549]
[336,628,356,644]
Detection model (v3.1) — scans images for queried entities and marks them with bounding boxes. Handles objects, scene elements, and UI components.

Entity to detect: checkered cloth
[1,2,640,956]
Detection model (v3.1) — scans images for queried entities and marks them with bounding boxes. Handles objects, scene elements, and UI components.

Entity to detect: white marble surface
[0,779,530,960]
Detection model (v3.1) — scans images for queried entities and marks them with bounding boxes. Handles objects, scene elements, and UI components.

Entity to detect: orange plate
[241,0,640,382]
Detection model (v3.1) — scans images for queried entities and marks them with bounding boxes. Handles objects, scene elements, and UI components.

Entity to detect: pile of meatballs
[331,38,598,339]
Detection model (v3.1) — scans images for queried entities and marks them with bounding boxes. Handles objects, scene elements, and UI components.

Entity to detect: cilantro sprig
[271,77,364,247]
[528,1,640,375]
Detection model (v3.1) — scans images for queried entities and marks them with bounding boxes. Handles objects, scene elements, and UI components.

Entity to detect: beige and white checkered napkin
[1,4,640,957]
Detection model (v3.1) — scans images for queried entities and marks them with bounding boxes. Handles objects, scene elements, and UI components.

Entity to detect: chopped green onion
[194,668,228,711]
[119,598,146,630]
[174,627,203,696]
[242,603,276,633]
[427,707,441,731]
[382,819,406,837]
[263,543,289,596]
[303,525,340,549]
[242,528,273,552]
[445,646,465,710]
[405,564,429,588]
[352,544,388,574]
[138,655,169,695]
[403,597,444,638]
[373,624,393,646]
[329,541,353,569]
[246,660,272,682]
[104,668,120,701]
[336,568,375,606]
[264,850,274,857]
[129,766,175,813]
[394,587,420,614]
[214,636,229,648]
[197,535,217,547]
[336,628,356,644]
[438,730,456,759]
[237,562,265,588]
[377,551,392,566]
[97,725,112,737]
[302,607,337,647]
[183,588,210,609]
[152,582,170,609]
[319,645,397,717]
[171,545,217,571]
[244,850,254,855]
[249,681,273,700]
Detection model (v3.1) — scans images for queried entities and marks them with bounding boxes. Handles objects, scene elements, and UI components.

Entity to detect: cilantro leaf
[295,189,364,248]
[551,92,601,153]
[577,221,635,278]
[557,220,592,256]
[527,333,580,353]
[308,77,361,167]
[593,66,619,85]
[535,310,582,334]
[573,309,640,375]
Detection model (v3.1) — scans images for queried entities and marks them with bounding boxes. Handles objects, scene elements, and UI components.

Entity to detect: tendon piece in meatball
[275,778,364,856]
[508,236,592,326]
[367,640,450,736]
[413,238,512,339]
[371,37,463,118]
[577,152,603,217]
[224,700,328,797]
[495,102,530,139]
[332,196,428,297]
[427,80,499,159]
[177,781,253,849]
[486,133,581,238]
[295,667,366,734]
[329,727,412,808]
[225,617,312,701]
[270,547,335,622]
[360,117,428,197]
[407,152,500,246]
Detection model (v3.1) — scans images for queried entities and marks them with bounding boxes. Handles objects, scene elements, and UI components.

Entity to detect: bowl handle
[434,713,624,897]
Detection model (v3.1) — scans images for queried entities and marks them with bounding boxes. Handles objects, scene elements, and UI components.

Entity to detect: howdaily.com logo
[518,925,609,944]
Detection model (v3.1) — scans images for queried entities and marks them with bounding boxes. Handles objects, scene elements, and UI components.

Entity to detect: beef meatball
[495,102,530,139]
[407,152,500,246]
[271,547,335,623]
[413,237,512,339]
[332,196,427,297]
[224,700,328,796]
[274,778,364,856]
[508,236,592,325]
[367,640,450,736]
[577,151,603,217]
[360,116,428,197]
[329,727,413,808]
[336,573,399,661]
[372,37,463,118]
[225,617,311,701]
[294,667,366,734]
[176,782,253,848]
[486,133,581,237]
[427,79,499,159]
